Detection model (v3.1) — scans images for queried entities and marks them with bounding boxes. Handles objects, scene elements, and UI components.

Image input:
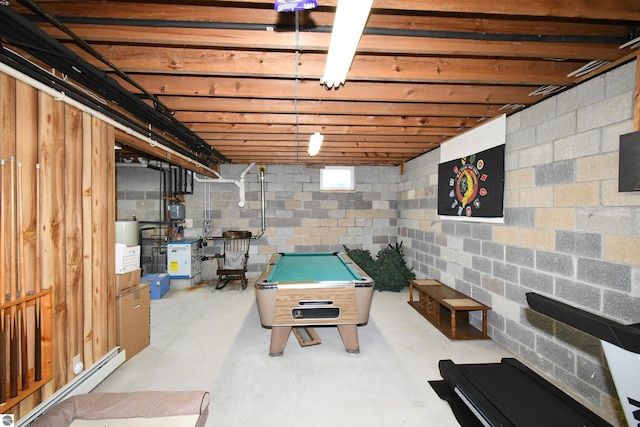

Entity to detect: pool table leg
[269,326,292,357]
[337,324,359,354]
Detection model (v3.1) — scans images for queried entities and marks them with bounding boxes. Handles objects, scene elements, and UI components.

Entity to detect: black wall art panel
[438,144,505,219]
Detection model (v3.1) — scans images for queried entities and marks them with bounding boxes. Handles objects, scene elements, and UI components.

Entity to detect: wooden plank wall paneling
[106,125,116,352]
[15,80,39,414]
[635,52,640,131]
[82,113,94,369]
[39,86,67,401]
[64,104,84,385]
[91,117,109,359]
[0,70,117,418]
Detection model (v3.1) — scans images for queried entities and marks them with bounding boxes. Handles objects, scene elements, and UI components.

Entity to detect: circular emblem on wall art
[447,154,489,216]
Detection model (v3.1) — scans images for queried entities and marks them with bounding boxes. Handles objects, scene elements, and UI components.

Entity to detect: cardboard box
[115,244,141,274]
[116,284,150,361]
[142,273,170,299]
[116,268,141,295]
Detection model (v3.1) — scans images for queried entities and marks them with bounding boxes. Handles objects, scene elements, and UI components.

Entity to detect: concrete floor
[94,284,514,427]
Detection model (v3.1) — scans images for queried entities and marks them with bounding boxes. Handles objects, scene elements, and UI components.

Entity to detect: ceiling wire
[295,10,300,163]
[16,0,175,116]
[1,1,228,165]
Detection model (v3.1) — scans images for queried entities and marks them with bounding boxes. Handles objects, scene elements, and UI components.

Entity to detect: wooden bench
[408,279,490,340]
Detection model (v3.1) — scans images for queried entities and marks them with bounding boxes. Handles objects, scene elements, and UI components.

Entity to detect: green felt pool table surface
[265,252,364,283]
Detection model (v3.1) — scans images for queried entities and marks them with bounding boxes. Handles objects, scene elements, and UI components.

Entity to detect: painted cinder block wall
[117,164,399,278]
[398,60,640,424]
[185,164,400,277]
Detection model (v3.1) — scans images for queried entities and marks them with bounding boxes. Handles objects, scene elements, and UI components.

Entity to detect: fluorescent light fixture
[308,132,323,156]
[320,0,373,90]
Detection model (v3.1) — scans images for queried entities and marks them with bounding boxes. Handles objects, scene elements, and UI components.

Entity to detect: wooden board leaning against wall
[0,70,116,419]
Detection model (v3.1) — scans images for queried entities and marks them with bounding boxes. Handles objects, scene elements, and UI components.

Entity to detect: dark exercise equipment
[433,358,612,427]
[430,292,640,426]
[527,292,640,427]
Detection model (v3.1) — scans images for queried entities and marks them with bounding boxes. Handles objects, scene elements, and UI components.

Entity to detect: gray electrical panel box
[169,203,185,220]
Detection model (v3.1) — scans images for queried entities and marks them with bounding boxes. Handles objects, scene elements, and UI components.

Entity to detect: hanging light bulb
[308,132,324,156]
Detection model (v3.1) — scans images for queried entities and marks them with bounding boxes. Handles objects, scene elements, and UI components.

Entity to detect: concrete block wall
[119,163,400,280]
[398,60,640,424]
[116,165,174,274]
[116,165,167,222]
[185,164,399,278]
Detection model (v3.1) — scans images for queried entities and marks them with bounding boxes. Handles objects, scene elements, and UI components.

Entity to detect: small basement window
[320,166,355,191]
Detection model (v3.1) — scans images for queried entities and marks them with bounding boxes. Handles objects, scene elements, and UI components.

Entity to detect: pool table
[255,252,375,356]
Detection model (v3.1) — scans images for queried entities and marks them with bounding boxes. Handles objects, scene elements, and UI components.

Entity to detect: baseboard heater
[17,347,126,426]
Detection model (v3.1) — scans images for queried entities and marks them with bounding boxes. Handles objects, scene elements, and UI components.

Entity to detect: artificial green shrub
[374,242,416,292]
[343,242,415,292]
[341,246,378,279]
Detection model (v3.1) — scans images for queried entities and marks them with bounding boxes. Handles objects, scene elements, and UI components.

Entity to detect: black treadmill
[431,292,640,427]
[436,357,612,427]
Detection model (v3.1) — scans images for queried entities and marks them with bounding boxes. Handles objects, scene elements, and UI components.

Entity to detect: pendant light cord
[295,10,300,163]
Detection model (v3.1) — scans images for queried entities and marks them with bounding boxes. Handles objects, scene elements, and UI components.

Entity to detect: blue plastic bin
[142,273,170,299]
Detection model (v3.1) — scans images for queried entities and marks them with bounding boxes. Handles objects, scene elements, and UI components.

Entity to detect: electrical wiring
[0,3,229,165]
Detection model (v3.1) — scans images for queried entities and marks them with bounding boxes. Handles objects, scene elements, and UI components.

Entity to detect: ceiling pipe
[0,61,220,176]
[193,163,255,208]
[193,163,266,238]
[193,163,267,239]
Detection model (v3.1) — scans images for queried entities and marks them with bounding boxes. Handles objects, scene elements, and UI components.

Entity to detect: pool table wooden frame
[255,252,375,356]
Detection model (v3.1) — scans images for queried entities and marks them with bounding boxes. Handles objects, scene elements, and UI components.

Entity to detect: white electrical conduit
[194,163,255,208]
[0,62,219,176]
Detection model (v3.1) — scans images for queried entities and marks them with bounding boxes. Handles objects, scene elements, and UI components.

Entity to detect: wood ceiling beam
[208,139,439,148]
[226,159,403,166]
[45,24,625,61]
[198,133,447,143]
[179,123,460,136]
[13,0,636,167]
[220,150,412,159]
[220,147,431,156]
[156,97,503,117]
[170,98,504,118]
[175,112,476,129]
[21,2,632,37]
[66,44,581,85]
[213,151,436,160]
[217,0,640,21]
[121,75,541,104]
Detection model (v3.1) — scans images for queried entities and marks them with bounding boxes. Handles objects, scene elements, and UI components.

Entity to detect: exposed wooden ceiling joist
[3,0,639,167]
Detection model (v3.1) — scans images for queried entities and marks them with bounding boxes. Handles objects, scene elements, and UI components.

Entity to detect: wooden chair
[214,230,252,289]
